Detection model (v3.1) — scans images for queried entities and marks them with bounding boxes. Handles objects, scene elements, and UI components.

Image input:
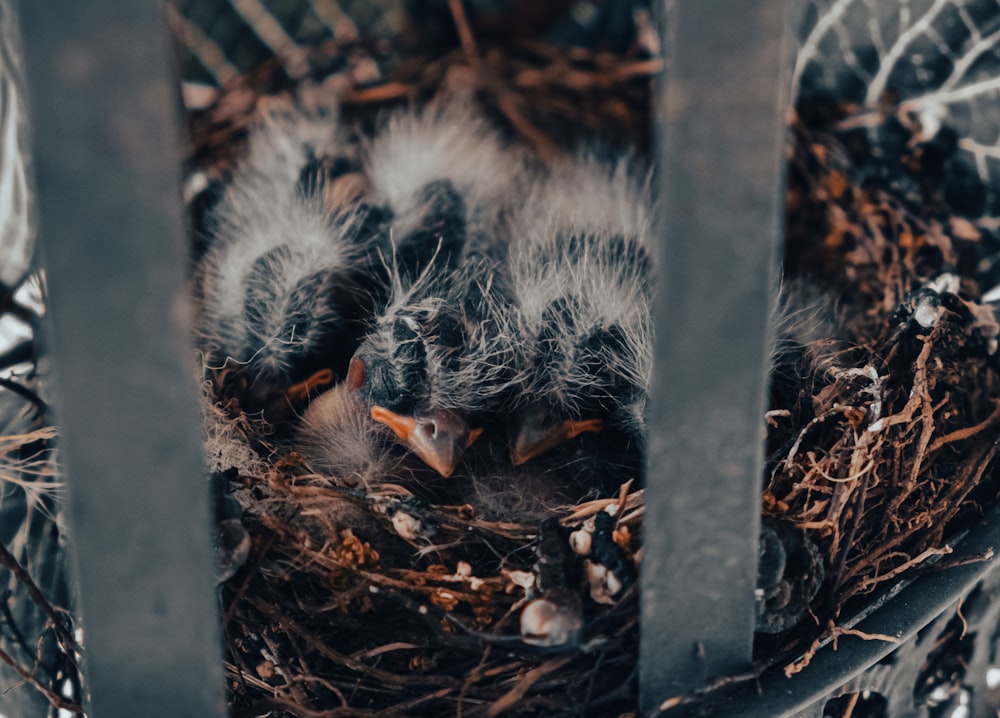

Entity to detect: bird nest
[184,5,1000,717]
[213,445,643,716]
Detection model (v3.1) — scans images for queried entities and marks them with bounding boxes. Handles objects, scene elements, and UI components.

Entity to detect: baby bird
[194,103,384,406]
[503,155,654,479]
[295,375,411,489]
[343,104,526,477]
[349,269,474,478]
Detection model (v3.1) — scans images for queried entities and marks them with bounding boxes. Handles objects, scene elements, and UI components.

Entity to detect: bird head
[348,277,489,478]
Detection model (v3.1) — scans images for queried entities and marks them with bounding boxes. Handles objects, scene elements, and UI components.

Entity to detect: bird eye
[347,356,366,391]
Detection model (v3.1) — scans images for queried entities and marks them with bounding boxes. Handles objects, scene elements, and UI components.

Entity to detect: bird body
[194,104,381,400]
[362,102,525,257]
[293,148,656,494]
[194,99,524,409]
[344,104,527,477]
[503,155,655,473]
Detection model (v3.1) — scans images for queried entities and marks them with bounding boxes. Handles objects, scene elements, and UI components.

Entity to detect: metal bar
[18,2,225,717]
[640,0,790,711]
[676,503,1000,717]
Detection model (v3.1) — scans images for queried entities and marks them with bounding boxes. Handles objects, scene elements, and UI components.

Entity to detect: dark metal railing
[640,0,789,710]
[19,2,224,716]
[695,501,1000,716]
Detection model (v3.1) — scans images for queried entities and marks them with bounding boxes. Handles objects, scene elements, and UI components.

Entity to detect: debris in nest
[181,3,659,188]
[0,3,993,717]
[759,103,1000,672]
[0,428,83,716]
[218,443,644,715]
[755,518,825,635]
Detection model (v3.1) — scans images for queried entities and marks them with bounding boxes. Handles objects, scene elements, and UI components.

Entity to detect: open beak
[370,405,482,478]
[509,405,604,466]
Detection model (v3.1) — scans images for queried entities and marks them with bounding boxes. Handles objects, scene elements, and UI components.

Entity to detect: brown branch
[830,626,899,646]
[0,541,78,663]
[656,668,760,712]
[0,643,83,714]
[853,546,953,594]
[342,81,411,105]
[928,399,1000,453]
[495,91,561,164]
[448,0,481,66]
[486,657,573,717]
[252,598,457,690]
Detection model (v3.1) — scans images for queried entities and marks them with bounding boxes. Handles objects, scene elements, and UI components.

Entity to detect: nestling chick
[350,248,520,477]
[361,101,521,277]
[195,100,522,422]
[345,104,526,477]
[294,377,416,489]
[195,103,384,404]
[504,155,654,477]
[296,375,576,526]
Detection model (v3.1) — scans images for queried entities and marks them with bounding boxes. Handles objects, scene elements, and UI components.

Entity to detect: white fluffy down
[195,104,367,377]
[295,382,407,487]
[507,155,655,425]
[364,101,528,240]
[365,101,521,212]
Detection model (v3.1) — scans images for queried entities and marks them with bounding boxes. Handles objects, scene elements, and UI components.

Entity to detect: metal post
[640,0,790,712]
[18,2,225,716]
[683,504,1000,717]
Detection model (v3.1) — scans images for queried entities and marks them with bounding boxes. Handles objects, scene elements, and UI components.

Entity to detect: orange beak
[370,405,482,478]
[509,406,604,466]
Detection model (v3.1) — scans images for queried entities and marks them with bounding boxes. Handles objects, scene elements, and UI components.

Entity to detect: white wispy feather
[195,103,373,381]
[769,275,850,386]
[346,103,527,416]
[507,154,655,433]
[295,382,408,487]
[354,250,514,414]
[364,100,528,244]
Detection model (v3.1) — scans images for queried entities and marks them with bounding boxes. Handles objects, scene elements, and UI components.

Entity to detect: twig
[928,399,1000,452]
[457,644,491,718]
[656,669,760,712]
[841,690,861,718]
[0,541,77,664]
[448,0,481,67]
[830,625,899,646]
[853,546,953,595]
[0,377,50,417]
[0,643,83,714]
[485,657,573,717]
[253,598,456,690]
[342,81,411,105]
[0,588,33,659]
[495,91,560,164]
